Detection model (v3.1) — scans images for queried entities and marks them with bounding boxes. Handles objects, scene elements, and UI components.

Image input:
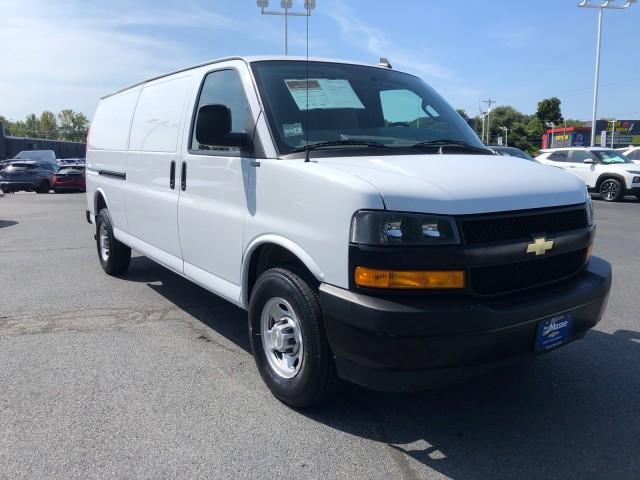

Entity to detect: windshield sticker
[284,79,365,111]
[283,122,304,137]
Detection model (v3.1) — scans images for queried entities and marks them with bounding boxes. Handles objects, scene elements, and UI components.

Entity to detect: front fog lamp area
[350,211,460,246]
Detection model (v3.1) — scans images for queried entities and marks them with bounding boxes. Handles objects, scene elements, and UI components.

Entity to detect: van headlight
[585,189,594,226]
[350,211,460,246]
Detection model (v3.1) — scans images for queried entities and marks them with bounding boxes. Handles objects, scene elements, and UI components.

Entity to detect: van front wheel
[96,209,131,275]
[249,268,338,408]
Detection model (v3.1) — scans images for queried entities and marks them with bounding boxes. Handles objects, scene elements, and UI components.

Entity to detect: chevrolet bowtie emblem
[527,237,554,256]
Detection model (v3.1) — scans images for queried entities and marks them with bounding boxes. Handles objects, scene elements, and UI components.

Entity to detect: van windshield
[251,61,484,156]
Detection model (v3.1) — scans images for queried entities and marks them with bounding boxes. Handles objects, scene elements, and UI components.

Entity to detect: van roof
[101,56,409,100]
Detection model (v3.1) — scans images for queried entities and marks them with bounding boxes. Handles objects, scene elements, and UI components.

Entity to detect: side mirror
[583,158,594,164]
[195,104,250,150]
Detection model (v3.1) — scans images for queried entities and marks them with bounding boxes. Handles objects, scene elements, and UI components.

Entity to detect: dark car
[488,146,537,161]
[52,166,86,193]
[58,157,86,166]
[0,161,56,193]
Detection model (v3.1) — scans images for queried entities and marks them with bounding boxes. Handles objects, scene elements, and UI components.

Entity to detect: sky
[1,0,639,122]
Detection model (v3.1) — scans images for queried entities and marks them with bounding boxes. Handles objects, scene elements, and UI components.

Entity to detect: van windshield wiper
[408,139,492,154]
[291,140,392,162]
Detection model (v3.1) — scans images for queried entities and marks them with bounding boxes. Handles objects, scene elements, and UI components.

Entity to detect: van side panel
[124,74,193,268]
[243,161,384,300]
[86,88,141,231]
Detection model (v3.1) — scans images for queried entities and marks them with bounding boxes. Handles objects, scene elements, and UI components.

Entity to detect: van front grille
[460,207,588,245]
[470,248,588,296]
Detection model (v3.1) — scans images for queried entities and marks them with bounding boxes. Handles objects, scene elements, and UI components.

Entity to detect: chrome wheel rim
[99,222,110,262]
[601,180,619,201]
[260,297,304,379]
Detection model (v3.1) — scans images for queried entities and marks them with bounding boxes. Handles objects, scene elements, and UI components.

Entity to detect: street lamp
[499,126,509,147]
[257,0,316,55]
[578,0,636,146]
[546,122,555,148]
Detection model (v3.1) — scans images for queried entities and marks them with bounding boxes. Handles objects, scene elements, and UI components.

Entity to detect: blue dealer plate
[535,313,574,352]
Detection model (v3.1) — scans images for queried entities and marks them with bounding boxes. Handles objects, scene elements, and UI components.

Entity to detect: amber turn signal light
[354,267,465,289]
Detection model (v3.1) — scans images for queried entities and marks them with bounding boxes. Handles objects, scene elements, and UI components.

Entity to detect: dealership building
[543,119,640,149]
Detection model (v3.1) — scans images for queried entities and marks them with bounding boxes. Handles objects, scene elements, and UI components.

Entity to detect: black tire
[249,268,338,408]
[598,178,624,202]
[636,195,640,201]
[36,180,50,194]
[96,208,131,275]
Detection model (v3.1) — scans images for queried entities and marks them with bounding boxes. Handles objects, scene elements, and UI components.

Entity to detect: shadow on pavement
[0,220,18,228]
[123,255,639,480]
[124,255,250,352]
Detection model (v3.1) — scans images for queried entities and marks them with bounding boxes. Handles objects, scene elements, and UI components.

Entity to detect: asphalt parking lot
[1,192,639,480]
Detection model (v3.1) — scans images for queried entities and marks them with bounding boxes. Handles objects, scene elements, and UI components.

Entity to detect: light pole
[546,122,555,148]
[499,126,509,147]
[257,0,316,55]
[578,0,636,146]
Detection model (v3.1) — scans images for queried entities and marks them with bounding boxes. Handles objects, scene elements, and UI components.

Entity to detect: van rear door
[125,74,193,272]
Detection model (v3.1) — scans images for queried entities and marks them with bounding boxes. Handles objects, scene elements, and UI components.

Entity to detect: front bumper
[320,256,612,391]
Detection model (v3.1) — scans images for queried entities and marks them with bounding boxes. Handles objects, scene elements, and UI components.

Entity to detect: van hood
[317,154,587,215]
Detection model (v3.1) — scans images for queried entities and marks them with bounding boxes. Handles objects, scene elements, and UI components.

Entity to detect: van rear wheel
[96,209,131,275]
[249,268,338,408]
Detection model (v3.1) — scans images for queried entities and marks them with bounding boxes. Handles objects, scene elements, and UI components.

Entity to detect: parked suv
[537,147,640,201]
[0,161,55,193]
[86,56,611,407]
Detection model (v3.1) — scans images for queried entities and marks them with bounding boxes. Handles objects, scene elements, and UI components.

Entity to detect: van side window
[191,69,250,152]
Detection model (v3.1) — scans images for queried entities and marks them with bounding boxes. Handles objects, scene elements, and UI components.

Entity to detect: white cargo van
[86,56,611,407]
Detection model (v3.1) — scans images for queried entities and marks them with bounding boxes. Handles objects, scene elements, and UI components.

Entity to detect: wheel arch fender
[94,187,109,214]
[596,173,626,189]
[241,234,324,308]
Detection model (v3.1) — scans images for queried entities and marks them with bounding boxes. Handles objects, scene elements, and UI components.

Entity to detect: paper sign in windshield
[284,79,365,111]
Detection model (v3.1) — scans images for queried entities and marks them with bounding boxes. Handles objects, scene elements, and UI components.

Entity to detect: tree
[456,109,470,121]
[71,112,89,142]
[40,111,58,139]
[536,97,563,127]
[25,113,39,137]
[57,109,75,141]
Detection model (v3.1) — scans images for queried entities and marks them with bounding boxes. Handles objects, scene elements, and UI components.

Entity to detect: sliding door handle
[169,161,176,189]
[181,161,187,191]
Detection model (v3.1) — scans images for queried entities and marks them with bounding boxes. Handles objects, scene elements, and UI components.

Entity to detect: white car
[537,147,640,201]
[85,56,611,407]
[616,146,640,165]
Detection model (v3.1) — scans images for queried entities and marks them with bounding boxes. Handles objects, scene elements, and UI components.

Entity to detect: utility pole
[482,99,496,144]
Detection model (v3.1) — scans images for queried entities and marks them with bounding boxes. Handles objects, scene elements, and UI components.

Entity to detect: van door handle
[181,161,187,191]
[169,161,176,189]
